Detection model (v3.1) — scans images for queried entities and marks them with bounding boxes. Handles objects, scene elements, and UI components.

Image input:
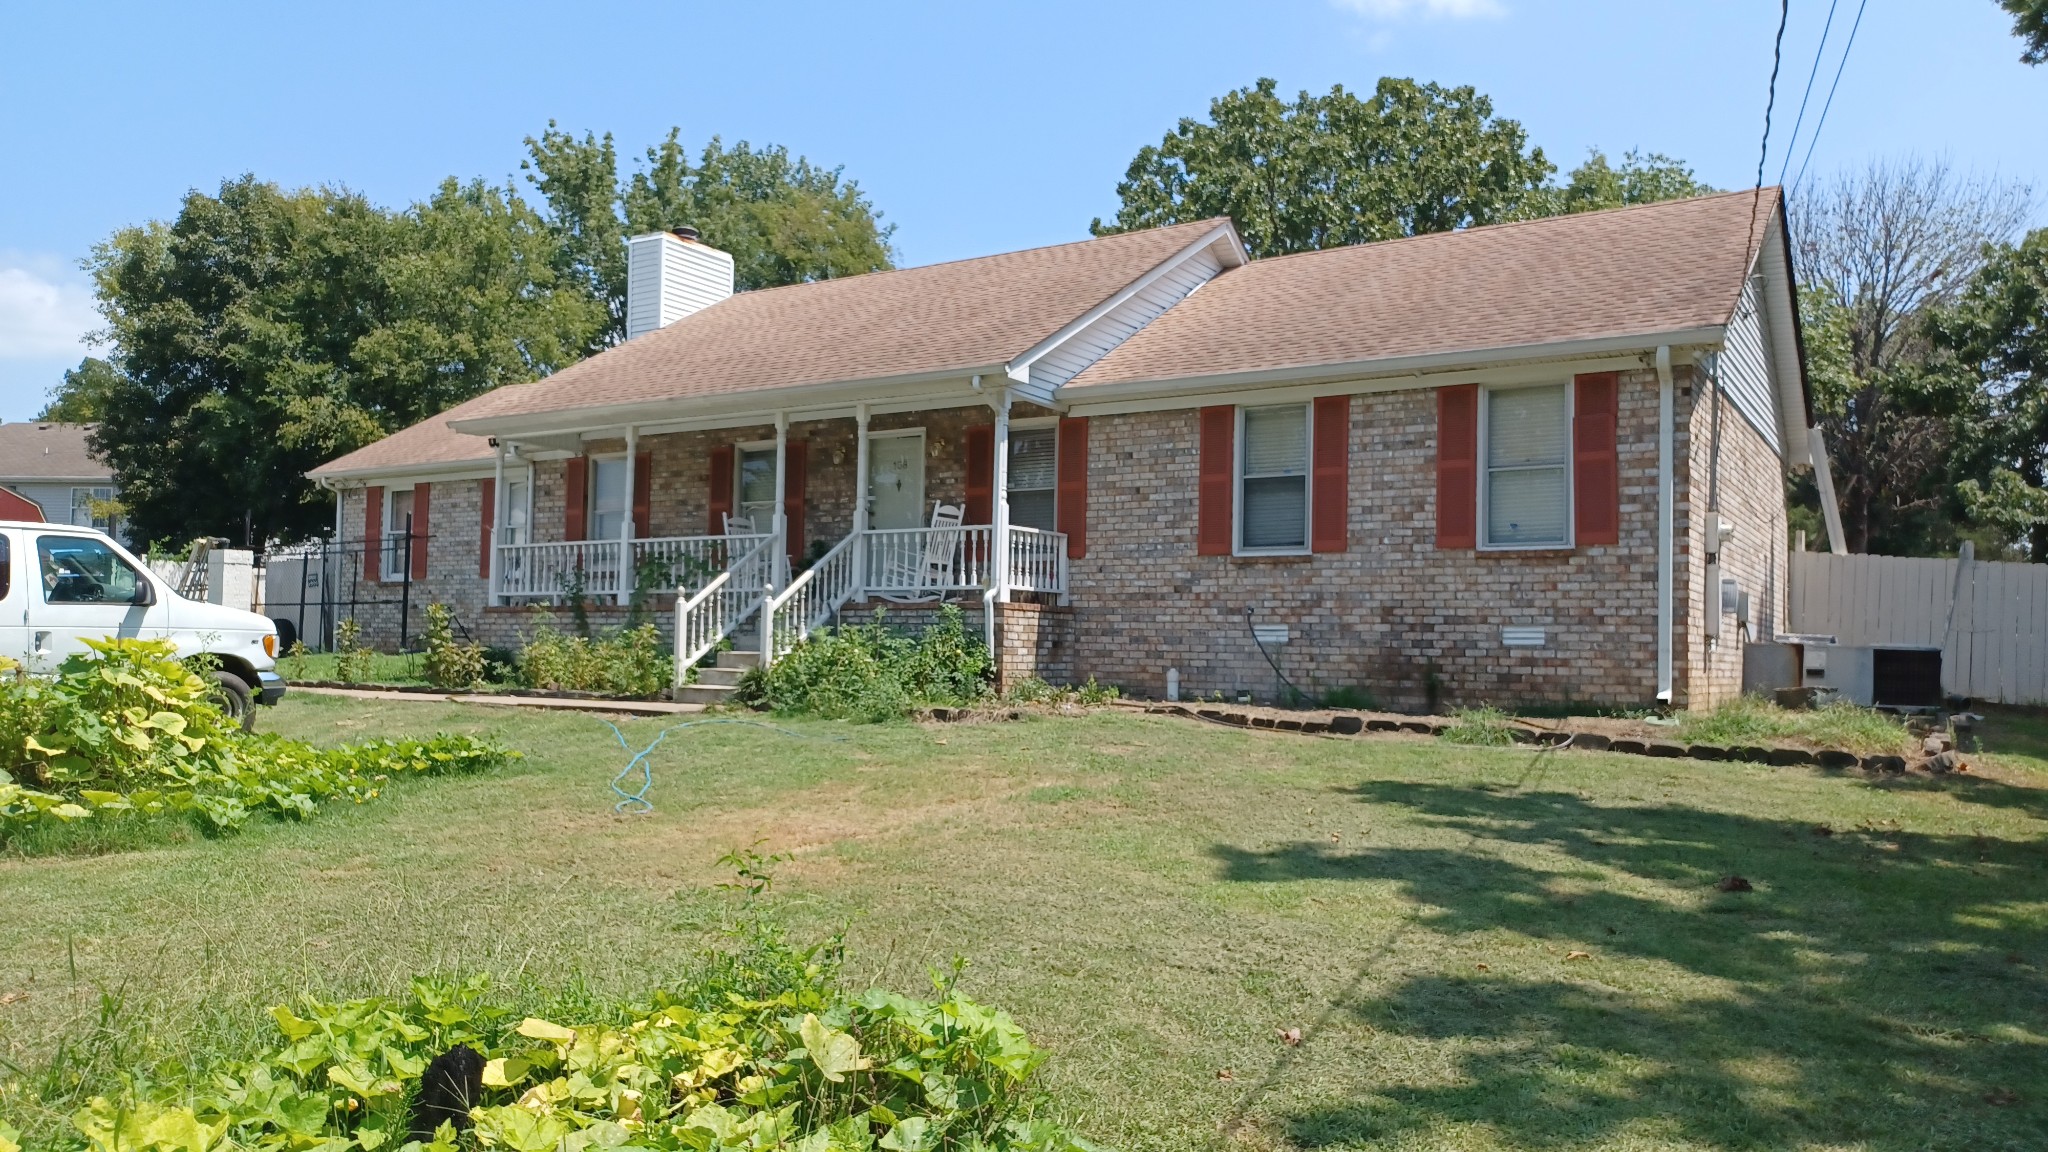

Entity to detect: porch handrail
[762,531,861,662]
[495,533,763,603]
[672,533,779,683]
[1006,526,1068,595]
[863,524,996,597]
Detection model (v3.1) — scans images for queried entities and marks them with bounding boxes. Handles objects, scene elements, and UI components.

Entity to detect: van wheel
[211,670,256,731]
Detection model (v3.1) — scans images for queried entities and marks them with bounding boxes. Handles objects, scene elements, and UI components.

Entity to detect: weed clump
[738,605,992,721]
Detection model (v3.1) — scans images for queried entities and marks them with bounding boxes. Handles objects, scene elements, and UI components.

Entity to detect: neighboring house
[310,192,1827,710]
[0,422,124,541]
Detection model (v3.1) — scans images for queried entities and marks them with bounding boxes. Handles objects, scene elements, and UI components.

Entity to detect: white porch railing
[763,532,862,659]
[672,534,778,680]
[1007,526,1068,595]
[863,524,996,597]
[495,534,767,603]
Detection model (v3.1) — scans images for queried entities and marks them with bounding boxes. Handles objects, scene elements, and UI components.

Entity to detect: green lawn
[3,700,2046,1150]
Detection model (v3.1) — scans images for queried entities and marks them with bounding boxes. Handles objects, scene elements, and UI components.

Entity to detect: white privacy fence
[1787,549,2048,705]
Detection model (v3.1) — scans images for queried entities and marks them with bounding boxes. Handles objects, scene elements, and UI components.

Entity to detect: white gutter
[1808,426,1849,554]
[1054,327,1727,406]
[1655,346,1675,704]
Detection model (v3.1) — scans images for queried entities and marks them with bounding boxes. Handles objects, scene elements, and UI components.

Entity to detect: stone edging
[1137,704,1923,774]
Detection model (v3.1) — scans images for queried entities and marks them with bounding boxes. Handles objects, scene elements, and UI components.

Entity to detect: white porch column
[620,425,638,605]
[991,388,1012,604]
[853,404,870,598]
[490,442,507,605]
[772,412,789,586]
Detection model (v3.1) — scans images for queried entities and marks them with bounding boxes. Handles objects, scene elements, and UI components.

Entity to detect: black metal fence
[263,522,437,652]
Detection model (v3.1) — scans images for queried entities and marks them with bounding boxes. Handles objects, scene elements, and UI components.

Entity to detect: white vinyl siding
[589,456,628,541]
[624,232,736,340]
[1719,274,1782,452]
[1029,248,1225,390]
[1007,427,1057,531]
[1239,405,1309,552]
[1483,385,1570,548]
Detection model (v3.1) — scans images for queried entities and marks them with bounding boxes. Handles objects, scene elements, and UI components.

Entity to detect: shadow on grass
[1211,780,2048,1149]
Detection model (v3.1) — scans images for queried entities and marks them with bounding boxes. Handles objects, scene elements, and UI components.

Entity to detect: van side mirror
[131,582,155,606]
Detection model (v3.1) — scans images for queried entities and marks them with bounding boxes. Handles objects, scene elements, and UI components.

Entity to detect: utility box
[1742,642,1802,695]
[1872,646,1943,709]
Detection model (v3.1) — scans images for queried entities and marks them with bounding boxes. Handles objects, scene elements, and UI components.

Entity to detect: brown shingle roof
[450,219,1233,426]
[1066,188,1781,391]
[0,422,111,480]
[309,391,498,478]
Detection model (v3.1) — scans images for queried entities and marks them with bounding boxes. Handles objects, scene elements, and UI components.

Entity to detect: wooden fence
[1787,548,2048,705]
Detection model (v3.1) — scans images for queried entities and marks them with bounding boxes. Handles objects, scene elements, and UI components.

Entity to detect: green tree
[1091,77,1557,257]
[85,175,603,547]
[2001,0,2047,64]
[1925,228,2048,559]
[1553,149,1715,214]
[523,124,896,348]
[37,357,123,422]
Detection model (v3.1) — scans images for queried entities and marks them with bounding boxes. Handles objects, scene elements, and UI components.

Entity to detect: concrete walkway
[289,685,705,716]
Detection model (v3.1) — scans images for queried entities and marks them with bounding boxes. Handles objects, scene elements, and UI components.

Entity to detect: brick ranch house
[309,188,1837,710]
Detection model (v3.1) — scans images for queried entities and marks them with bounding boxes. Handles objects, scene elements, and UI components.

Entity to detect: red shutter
[964,424,994,524]
[1197,406,1235,556]
[783,440,807,564]
[363,486,384,582]
[1573,372,1621,546]
[478,478,495,579]
[410,483,431,580]
[563,456,587,541]
[631,451,652,537]
[1436,385,1479,549]
[1311,395,1349,553]
[1056,416,1088,559]
[707,445,734,534]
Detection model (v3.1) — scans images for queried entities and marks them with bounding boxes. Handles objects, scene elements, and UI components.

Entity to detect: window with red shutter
[782,440,807,564]
[1436,385,1479,549]
[478,478,494,579]
[631,451,652,538]
[1197,406,1235,555]
[1055,417,1087,559]
[1573,372,1621,545]
[1311,396,1349,553]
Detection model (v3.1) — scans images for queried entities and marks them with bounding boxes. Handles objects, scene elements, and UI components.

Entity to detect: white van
[0,520,284,726]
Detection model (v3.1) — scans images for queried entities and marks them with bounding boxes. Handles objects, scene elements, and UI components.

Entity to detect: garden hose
[595,717,840,815]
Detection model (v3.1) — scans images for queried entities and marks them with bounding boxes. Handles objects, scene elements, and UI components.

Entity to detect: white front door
[867,431,926,530]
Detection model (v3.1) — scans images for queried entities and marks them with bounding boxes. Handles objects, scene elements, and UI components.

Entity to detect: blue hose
[596,717,836,814]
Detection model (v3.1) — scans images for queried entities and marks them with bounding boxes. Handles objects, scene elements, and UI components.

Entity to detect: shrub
[333,618,373,685]
[33,929,1103,1152]
[0,638,514,839]
[421,603,488,690]
[1441,706,1517,746]
[516,623,671,697]
[1005,675,1121,707]
[279,639,310,680]
[742,606,993,721]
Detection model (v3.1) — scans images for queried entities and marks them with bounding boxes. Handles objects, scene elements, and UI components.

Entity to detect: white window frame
[1234,403,1312,556]
[69,487,115,531]
[382,486,414,580]
[734,439,780,530]
[1007,416,1060,532]
[502,472,532,549]
[586,452,629,541]
[1478,382,1575,551]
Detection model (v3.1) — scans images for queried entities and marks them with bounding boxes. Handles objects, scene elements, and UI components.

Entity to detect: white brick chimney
[625,227,735,340]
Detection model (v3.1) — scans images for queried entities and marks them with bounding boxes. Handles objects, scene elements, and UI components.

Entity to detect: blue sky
[1,0,2041,420]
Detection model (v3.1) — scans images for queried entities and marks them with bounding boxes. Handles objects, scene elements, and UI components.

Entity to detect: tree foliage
[1553,149,1715,215]
[36,357,122,422]
[1925,227,2048,559]
[81,175,604,547]
[523,125,896,348]
[2002,0,2048,64]
[1788,159,2033,556]
[1092,77,1559,257]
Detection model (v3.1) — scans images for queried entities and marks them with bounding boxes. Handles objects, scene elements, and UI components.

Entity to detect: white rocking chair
[723,512,756,537]
[880,502,965,601]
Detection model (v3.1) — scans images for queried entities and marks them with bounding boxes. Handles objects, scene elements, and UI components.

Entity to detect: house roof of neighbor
[0,422,112,481]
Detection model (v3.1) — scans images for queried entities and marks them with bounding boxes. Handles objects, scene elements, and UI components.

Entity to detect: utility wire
[1748,0,1792,257]
[1790,0,1871,197]
[1777,0,1842,187]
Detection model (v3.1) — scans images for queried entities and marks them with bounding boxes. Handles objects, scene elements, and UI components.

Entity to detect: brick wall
[334,481,492,650]
[1675,376,1790,708]
[1065,372,1679,709]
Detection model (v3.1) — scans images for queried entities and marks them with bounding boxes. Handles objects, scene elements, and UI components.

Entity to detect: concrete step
[717,649,761,671]
[695,666,747,688]
[675,682,739,706]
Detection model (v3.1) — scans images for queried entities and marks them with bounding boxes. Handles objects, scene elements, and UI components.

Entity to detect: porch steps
[673,648,761,706]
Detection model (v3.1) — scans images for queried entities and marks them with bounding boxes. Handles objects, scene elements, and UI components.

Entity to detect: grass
[1675,695,1915,755]
[1440,706,1516,746]
[2,701,2046,1149]
[276,648,441,686]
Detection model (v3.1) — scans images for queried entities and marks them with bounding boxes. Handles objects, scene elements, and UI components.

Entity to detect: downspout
[1655,346,1675,704]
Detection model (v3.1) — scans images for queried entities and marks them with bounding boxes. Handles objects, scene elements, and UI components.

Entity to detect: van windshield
[37,535,144,604]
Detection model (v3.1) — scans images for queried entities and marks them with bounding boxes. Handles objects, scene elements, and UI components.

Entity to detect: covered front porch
[475,388,1080,674]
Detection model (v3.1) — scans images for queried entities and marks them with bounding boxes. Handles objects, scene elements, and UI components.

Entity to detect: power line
[1790,0,1872,197]
[1778,0,1843,187]
[1749,0,1792,255]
